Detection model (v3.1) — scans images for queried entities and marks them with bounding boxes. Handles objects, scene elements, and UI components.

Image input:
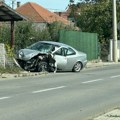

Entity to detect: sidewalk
[93,108,120,120]
[86,61,120,68]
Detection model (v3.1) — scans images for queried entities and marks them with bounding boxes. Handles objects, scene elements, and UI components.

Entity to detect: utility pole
[12,0,15,9]
[113,0,118,62]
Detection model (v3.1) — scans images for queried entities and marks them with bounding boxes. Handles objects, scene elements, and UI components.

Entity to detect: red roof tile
[16,2,69,24]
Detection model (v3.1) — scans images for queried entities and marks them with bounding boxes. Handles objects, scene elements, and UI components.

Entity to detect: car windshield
[27,42,59,53]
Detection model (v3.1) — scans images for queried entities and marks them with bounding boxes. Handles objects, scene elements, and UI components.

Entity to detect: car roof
[40,41,71,48]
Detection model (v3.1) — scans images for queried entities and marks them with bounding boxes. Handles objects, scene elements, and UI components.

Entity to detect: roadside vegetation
[0,21,76,52]
[0,44,23,74]
[0,66,22,74]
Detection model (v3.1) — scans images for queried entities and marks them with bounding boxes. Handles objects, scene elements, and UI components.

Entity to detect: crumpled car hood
[18,49,44,61]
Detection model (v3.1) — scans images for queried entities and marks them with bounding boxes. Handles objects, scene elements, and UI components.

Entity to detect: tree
[73,1,120,60]
[0,23,11,45]
[69,0,75,4]
[79,0,109,3]
[77,2,113,38]
[15,21,34,50]
[48,21,77,41]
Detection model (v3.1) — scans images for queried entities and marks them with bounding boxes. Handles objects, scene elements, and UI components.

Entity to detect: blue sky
[6,0,79,11]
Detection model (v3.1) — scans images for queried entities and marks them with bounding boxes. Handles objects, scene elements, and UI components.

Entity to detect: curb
[94,109,120,120]
[86,62,120,68]
[0,71,48,79]
[0,62,120,78]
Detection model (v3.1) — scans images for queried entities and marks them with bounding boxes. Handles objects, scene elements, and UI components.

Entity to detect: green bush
[0,66,23,74]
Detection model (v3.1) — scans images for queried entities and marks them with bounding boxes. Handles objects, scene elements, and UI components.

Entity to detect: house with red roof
[16,2,70,30]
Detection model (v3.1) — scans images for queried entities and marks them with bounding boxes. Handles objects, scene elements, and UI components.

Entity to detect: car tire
[72,62,82,72]
[48,66,56,72]
[38,61,48,72]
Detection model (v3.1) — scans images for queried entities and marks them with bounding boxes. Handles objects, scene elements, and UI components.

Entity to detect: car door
[65,47,77,70]
[53,47,67,70]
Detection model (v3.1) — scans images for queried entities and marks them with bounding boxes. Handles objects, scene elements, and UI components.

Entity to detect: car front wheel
[72,62,82,72]
[38,61,48,72]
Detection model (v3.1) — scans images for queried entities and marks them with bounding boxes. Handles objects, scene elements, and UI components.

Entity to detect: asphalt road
[0,64,120,120]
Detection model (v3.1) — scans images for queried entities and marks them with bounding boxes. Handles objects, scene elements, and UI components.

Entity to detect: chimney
[17,1,20,7]
[59,12,62,16]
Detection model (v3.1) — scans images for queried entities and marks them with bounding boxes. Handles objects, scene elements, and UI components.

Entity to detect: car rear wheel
[72,62,82,72]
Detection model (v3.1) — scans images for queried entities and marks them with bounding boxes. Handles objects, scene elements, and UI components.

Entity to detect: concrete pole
[113,0,118,62]
[110,39,113,61]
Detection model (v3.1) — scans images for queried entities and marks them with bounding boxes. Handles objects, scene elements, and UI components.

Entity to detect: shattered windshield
[28,42,59,53]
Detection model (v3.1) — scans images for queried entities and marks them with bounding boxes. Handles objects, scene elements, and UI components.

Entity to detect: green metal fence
[59,30,99,60]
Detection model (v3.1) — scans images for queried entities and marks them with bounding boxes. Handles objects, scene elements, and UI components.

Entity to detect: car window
[54,48,62,55]
[54,47,67,56]
[66,48,76,56]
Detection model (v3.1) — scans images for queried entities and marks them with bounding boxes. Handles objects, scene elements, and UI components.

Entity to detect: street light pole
[113,0,118,62]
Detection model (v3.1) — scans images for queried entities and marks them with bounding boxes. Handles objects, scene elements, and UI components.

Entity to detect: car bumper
[82,60,87,68]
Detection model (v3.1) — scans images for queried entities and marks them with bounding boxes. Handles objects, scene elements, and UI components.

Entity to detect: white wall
[108,39,120,61]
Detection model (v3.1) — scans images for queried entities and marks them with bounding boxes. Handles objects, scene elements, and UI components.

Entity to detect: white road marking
[0,96,11,100]
[110,75,120,78]
[82,79,104,84]
[32,86,66,94]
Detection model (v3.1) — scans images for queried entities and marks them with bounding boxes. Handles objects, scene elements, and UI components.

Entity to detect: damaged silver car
[16,41,87,72]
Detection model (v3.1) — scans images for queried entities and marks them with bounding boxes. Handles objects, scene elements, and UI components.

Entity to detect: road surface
[0,64,120,120]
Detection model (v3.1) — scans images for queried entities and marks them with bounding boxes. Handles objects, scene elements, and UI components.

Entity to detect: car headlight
[19,51,24,58]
